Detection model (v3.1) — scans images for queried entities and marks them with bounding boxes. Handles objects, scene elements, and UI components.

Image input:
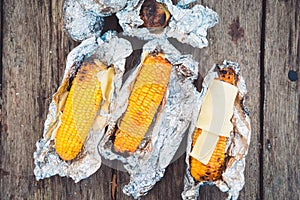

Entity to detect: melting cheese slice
[191,80,238,164]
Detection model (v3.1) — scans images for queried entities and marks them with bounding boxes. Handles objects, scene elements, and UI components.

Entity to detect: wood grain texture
[0,0,298,200]
[263,0,300,199]
[198,2,262,199]
[118,1,265,198]
[0,0,112,199]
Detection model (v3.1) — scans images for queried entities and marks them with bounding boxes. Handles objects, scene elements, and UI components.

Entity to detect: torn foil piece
[117,0,218,48]
[182,61,251,200]
[99,39,199,198]
[34,32,132,182]
[64,0,104,41]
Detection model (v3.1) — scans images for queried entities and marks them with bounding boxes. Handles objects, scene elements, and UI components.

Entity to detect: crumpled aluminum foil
[117,0,218,48]
[64,0,104,41]
[33,32,133,182]
[76,0,128,16]
[99,39,199,199]
[182,61,251,200]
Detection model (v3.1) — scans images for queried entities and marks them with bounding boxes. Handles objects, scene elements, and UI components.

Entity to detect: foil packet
[182,61,251,200]
[33,32,133,182]
[64,0,104,41]
[99,39,199,198]
[117,0,218,48]
[76,0,128,16]
[64,0,128,41]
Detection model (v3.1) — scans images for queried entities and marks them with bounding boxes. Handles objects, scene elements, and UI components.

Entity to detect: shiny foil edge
[33,32,133,182]
[116,0,218,49]
[182,61,251,200]
[99,39,199,199]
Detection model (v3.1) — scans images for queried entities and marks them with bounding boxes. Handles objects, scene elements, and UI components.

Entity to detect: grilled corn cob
[190,68,236,181]
[113,53,172,154]
[55,61,104,161]
[140,0,171,28]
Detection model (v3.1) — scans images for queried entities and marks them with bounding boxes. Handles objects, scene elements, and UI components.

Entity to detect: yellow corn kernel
[114,54,172,154]
[190,129,227,181]
[190,68,236,181]
[55,61,104,161]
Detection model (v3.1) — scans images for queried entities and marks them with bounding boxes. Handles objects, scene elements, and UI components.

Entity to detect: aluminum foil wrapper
[99,39,199,199]
[76,0,128,16]
[64,0,104,41]
[117,0,218,48]
[33,32,133,182]
[182,61,251,200]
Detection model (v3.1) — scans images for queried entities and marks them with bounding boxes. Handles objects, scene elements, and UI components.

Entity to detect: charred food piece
[140,0,171,28]
[113,53,172,154]
[190,67,236,182]
[55,61,105,161]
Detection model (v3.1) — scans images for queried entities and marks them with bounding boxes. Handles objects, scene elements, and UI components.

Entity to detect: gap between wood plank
[0,0,3,168]
[0,0,3,91]
[111,169,117,200]
[259,0,267,199]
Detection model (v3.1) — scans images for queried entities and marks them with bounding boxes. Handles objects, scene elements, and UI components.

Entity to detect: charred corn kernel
[218,68,235,85]
[190,68,236,181]
[140,0,171,28]
[190,129,227,181]
[114,54,172,154]
[55,61,104,161]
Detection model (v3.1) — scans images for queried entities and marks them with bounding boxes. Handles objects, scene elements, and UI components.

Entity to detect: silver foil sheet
[76,0,128,16]
[64,0,104,41]
[64,0,131,41]
[182,61,251,200]
[117,0,218,48]
[99,39,199,199]
[33,32,132,182]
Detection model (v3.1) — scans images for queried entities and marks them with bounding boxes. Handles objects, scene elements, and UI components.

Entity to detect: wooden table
[0,0,299,199]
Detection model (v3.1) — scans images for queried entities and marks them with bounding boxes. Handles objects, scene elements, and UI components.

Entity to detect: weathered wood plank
[116,156,186,200]
[1,0,263,200]
[0,0,112,199]
[116,0,263,199]
[194,1,262,199]
[263,0,300,199]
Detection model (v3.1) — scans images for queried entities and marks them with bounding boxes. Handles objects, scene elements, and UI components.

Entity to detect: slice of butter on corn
[196,80,238,136]
[92,66,115,131]
[97,67,115,113]
[190,130,219,165]
[191,80,238,164]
